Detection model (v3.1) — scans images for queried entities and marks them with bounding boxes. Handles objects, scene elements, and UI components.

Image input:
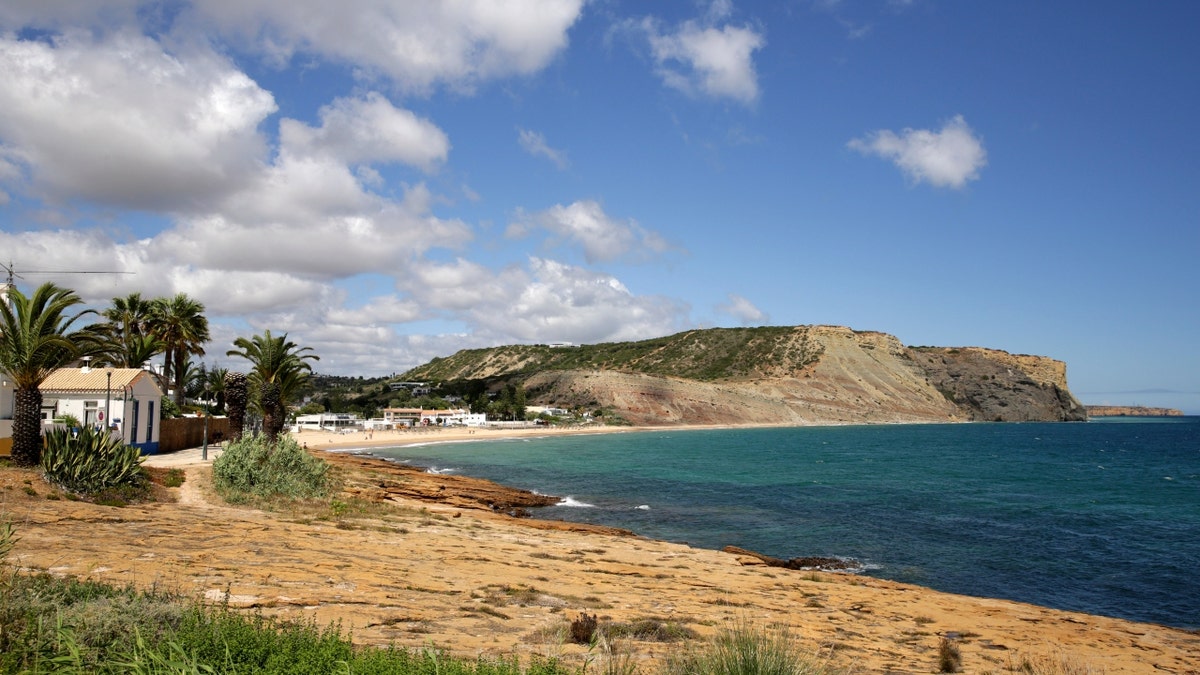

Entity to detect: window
[131,401,140,444]
[147,400,154,440]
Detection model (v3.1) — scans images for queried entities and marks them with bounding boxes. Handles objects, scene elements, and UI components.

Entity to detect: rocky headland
[1085,405,1185,417]
[404,325,1087,425]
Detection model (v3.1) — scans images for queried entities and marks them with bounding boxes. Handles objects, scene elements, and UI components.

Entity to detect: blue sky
[1,1,1197,413]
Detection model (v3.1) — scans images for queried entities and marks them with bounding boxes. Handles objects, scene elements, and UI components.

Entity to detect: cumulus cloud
[847,115,987,189]
[465,258,688,345]
[517,128,569,169]
[0,31,276,210]
[0,4,697,377]
[716,293,768,324]
[508,200,674,264]
[281,93,450,172]
[188,0,585,93]
[154,183,473,279]
[636,2,764,104]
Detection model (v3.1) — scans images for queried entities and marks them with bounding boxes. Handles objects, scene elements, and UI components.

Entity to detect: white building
[381,407,487,427]
[38,365,165,454]
[293,412,363,433]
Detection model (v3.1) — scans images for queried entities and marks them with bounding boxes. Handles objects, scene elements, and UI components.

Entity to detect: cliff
[1085,406,1184,417]
[402,325,1086,425]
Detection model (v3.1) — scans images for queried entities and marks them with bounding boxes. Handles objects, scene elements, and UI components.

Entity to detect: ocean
[365,418,1200,629]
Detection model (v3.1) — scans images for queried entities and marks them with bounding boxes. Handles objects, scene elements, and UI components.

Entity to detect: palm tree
[227,330,319,441]
[105,292,155,344]
[0,283,92,465]
[150,293,210,409]
[90,292,164,368]
[204,366,228,415]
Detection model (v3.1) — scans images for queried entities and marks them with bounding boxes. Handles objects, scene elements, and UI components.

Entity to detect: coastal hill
[402,325,1086,425]
[1085,405,1184,417]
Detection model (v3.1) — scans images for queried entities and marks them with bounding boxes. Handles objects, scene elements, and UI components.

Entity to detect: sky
[0,1,1197,413]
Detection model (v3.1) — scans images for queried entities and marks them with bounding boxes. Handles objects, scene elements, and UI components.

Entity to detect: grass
[0,568,571,675]
[660,620,841,675]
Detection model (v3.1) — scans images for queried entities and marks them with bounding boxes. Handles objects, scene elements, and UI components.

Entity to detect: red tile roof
[40,368,161,394]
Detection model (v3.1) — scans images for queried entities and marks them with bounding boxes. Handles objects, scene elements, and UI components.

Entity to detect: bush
[662,621,837,675]
[213,434,330,502]
[570,612,598,644]
[939,637,962,672]
[41,426,145,495]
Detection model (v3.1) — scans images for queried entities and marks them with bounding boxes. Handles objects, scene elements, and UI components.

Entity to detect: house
[38,365,165,455]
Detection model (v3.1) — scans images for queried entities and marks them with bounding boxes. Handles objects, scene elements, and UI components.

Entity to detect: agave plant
[41,426,145,495]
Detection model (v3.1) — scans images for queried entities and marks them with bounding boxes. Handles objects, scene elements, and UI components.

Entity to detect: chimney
[81,355,92,373]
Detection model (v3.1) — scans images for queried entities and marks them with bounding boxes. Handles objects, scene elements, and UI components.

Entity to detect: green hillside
[401,326,824,383]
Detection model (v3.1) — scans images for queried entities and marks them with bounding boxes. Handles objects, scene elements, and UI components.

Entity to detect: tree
[182,359,208,404]
[227,330,319,442]
[150,293,210,409]
[79,292,164,368]
[204,366,228,414]
[0,283,92,465]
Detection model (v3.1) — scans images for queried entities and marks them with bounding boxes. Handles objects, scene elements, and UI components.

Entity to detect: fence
[159,416,231,453]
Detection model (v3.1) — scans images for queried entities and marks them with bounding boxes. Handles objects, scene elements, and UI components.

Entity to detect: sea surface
[365,418,1200,629]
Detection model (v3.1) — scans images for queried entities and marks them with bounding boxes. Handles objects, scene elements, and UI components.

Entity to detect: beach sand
[2,426,1197,673]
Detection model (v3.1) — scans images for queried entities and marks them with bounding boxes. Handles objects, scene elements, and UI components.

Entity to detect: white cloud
[327,296,424,326]
[0,31,276,210]
[517,128,569,169]
[281,93,449,172]
[848,115,987,189]
[508,200,674,264]
[638,3,765,105]
[0,3,696,377]
[189,0,585,93]
[0,1,142,31]
[154,183,473,279]
[716,293,768,324]
[465,258,688,345]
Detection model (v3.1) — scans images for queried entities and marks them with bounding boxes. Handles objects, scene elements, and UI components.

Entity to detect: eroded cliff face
[907,347,1086,422]
[521,326,1085,425]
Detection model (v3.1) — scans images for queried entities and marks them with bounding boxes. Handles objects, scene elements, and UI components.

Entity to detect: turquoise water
[366,418,1200,628]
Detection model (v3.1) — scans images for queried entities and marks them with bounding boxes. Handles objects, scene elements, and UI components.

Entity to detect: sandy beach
[2,425,1196,673]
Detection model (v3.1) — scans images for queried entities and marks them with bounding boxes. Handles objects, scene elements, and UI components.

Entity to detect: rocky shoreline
[2,434,1198,673]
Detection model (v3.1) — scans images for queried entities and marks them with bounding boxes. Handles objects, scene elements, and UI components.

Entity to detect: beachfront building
[382,407,487,428]
[38,365,164,454]
[528,405,571,417]
[293,412,363,434]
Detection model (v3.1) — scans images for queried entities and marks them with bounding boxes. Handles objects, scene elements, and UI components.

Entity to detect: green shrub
[662,621,837,675]
[213,434,330,502]
[41,426,145,495]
